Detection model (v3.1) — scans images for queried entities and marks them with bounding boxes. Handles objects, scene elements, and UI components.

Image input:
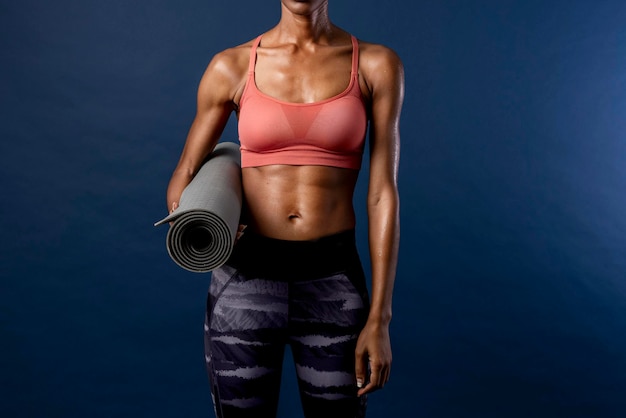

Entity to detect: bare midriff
[242,164,359,241]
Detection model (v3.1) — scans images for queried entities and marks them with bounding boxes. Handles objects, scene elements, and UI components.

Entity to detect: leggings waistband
[225,229,361,280]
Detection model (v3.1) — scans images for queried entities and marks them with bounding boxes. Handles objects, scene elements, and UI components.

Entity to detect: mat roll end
[154,141,242,273]
[165,210,234,272]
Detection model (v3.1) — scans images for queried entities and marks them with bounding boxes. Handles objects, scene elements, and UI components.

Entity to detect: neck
[276,2,334,44]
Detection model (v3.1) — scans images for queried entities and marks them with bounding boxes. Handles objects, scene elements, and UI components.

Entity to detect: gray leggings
[204,230,370,418]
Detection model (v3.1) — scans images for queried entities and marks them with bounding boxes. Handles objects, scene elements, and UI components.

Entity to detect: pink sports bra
[238,35,367,169]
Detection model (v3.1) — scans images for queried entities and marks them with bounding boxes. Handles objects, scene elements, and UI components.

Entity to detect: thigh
[289,269,370,418]
[205,265,289,418]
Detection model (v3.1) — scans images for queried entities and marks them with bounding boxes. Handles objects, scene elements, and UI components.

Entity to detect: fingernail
[356,378,363,388]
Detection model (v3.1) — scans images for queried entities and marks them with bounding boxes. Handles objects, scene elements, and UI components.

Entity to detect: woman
[165,1,403,416]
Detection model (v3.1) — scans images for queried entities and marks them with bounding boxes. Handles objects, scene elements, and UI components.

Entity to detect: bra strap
[350,35,359,75]
[248,35,263,74]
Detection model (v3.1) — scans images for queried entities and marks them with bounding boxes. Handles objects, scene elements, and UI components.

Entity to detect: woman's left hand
[354,319,392,396]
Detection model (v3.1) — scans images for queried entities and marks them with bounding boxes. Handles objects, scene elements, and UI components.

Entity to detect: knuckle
[371,360,384,369]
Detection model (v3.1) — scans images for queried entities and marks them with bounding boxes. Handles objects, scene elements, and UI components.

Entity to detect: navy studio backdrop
[2,0,625,417]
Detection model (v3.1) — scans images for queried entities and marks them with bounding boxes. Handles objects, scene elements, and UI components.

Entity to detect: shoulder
[356,40,404,97]
[358,41,403,68]
[197,37,259,102]
[203,38,256,83]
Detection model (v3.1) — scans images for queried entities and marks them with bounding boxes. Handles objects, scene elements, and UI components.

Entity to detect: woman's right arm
[166,49,246,212]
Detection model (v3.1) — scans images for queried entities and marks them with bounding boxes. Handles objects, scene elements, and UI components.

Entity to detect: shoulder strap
[350,35,359,75]
[248,35,263,74]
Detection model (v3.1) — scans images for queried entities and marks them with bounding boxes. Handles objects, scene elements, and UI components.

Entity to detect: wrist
[366,309,392,326]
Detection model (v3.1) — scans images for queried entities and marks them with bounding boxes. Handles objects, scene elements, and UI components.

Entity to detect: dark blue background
[2,1,625,417]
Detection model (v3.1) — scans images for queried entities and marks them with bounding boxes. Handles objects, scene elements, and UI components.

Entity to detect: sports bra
[238,35,368,169]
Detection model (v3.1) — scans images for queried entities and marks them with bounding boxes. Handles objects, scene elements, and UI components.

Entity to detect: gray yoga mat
[154,142,242,272]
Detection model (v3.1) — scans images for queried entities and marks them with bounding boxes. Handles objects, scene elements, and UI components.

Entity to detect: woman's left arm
[355,44,405,397]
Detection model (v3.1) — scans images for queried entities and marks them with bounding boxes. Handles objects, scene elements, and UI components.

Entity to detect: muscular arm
[166,49,246,212]
[355,44,404,396]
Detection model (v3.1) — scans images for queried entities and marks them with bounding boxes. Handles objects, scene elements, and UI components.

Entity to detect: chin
[283,0,328,14]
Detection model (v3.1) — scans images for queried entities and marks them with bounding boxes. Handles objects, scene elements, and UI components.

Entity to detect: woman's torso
[234,30,368,241]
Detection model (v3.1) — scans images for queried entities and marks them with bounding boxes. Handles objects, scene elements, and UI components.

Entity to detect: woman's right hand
[235,224,247,244]
[168,202,179,226]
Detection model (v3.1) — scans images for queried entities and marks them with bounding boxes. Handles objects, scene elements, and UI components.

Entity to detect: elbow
[368,184,399,209]
[367,187,400,221]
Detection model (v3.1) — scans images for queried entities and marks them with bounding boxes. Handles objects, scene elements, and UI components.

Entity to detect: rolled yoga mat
[154,142,242,272]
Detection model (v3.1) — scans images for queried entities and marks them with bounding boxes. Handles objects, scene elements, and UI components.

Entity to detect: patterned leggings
[204,230,370,418]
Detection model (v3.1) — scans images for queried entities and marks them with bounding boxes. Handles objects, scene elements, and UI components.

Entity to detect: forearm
[367,187,399,325]
[165,110,226,212]
[166,166,195,212]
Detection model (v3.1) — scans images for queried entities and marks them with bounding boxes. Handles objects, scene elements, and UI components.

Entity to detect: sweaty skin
[166,0,404,397]
[242,165,359,240]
